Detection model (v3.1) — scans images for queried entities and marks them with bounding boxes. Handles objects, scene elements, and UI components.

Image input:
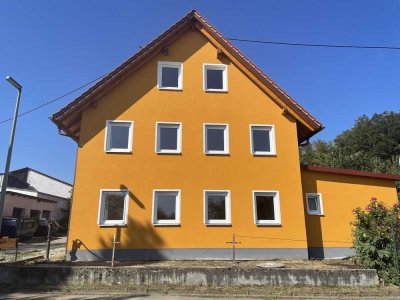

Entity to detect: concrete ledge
[67,248,309,261]
[308,247,355,259]
[0,265,379,287]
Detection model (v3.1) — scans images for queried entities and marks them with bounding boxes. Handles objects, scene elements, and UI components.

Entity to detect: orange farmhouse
[52,10,400,261]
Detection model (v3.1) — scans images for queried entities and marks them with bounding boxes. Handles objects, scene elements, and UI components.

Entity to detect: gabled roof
[51,10,323,143]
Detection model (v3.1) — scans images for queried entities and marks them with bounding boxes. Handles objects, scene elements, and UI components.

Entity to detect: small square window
[250,125,276,155]
[306,193,323,215]
[157,61,183,90]
[203,64,228,92]
[152,190,181,225]
[253,191,281,225]
[155,122,182,154]
[204,190,231,225]
[98,190,129,226]
[204,124,229,155]
[105,121,133,153]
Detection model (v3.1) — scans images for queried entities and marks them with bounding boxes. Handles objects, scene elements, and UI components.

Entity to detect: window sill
[255,222,281,226]
[105,150,132,154]
[205,223,231,226]
[252,153,277,156]
[307,213,324,216]
[204,89,228,93]
[204,152,230,156]
[156,150,182,155]
[98,223,127,227]
[153,223,180,226]
[158,87,182,91]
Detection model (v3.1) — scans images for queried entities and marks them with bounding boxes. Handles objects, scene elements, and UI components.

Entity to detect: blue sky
[0,0,399,183]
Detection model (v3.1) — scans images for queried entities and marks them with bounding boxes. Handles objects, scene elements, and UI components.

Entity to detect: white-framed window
[155,122,182,154]
[104,120,133,153]
[203,190,231,225]
[203,123,229,155]
[252,190,281,225]
[157,61,183,90]
[98,189,129,226]
[306,193,324,215]
[250,125,276,155]
[203,64,228,92]
[152,190,181,225]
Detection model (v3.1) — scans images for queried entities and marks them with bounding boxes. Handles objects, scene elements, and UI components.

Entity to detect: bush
[352,197,400,284]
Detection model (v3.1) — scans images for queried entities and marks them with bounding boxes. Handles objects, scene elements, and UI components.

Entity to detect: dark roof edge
[301,165,400,181]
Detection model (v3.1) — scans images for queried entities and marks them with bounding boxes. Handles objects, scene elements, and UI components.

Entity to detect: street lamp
[0,76,22,235]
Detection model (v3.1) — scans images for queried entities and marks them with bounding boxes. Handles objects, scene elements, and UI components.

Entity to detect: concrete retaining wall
[0,265,379,287]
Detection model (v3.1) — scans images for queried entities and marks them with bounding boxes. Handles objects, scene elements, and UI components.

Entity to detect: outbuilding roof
[51,10,323,143]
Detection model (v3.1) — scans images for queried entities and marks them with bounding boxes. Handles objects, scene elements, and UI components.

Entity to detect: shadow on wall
[303,179,325,259]
[69,184,165,262]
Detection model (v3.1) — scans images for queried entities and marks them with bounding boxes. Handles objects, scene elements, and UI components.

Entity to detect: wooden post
[46,220,53,261]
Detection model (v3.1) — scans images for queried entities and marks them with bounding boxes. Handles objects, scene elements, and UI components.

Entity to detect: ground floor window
[12,207,25,218]
[152,190,181,225]
[98,190,129,226]
[30,209,41,218]
[306,193,323,215]
[203,190,231,225]
[253,191,281,225]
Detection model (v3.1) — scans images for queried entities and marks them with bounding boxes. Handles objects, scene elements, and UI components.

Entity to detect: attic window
[157,61,183,90]
[203,64,228,92]
[105,120,133,153]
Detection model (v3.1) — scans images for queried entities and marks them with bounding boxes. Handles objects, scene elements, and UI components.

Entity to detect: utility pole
[0,76,22,235]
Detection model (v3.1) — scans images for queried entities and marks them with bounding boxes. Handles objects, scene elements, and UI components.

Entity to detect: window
[152,190,181,225]
[157,61,183,90]
[204,123,229,155]
[12,207,25,218]
[98,190,129,226]
[155,122,182,154]
[250,125,276,155]
[306,193,323,215]
[253,191,281,225]
[104,121,133,153]
[42,210,51,220]
[30,209,41,218]
[203,64,228,92]
[204,190,231,225]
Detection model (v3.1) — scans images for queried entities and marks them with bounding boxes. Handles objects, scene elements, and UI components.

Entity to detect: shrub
[352,197,400,284]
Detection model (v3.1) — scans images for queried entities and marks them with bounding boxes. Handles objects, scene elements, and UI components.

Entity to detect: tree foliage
[352,198,400,284]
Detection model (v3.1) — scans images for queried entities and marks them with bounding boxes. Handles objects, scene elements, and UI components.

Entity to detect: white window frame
[157,61,183,90]
[203,123,229,155]
[104,120,133,153]
[155,122,182,154]
[306,193,324,215]
[249,124,276,156]
[152,189,181,226]
[203,190,231,226]
[252,190,281,226]
[203,64,228,92]
[98,189,129,227]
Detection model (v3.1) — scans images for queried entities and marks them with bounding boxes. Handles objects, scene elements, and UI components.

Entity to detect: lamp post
[0,76,22,235]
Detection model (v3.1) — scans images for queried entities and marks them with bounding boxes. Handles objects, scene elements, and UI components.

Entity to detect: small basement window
[203,64,228,92]
[253,191,281,225]
[157,61,183,90]
[105,121,133,153]
[152,190,181,225]
[98,190,129,226]
[306,193,323,215]
[155,122,182,154]
[250,125,276,155]
[204,190,231,225]
[204,123,229,155]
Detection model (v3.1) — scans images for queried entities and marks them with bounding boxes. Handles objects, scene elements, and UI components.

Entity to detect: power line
[228,38,400,50]
[0,72,110,125]
[1,38,399,126]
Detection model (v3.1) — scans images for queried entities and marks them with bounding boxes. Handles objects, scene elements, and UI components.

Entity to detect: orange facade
[53,11,399,261]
